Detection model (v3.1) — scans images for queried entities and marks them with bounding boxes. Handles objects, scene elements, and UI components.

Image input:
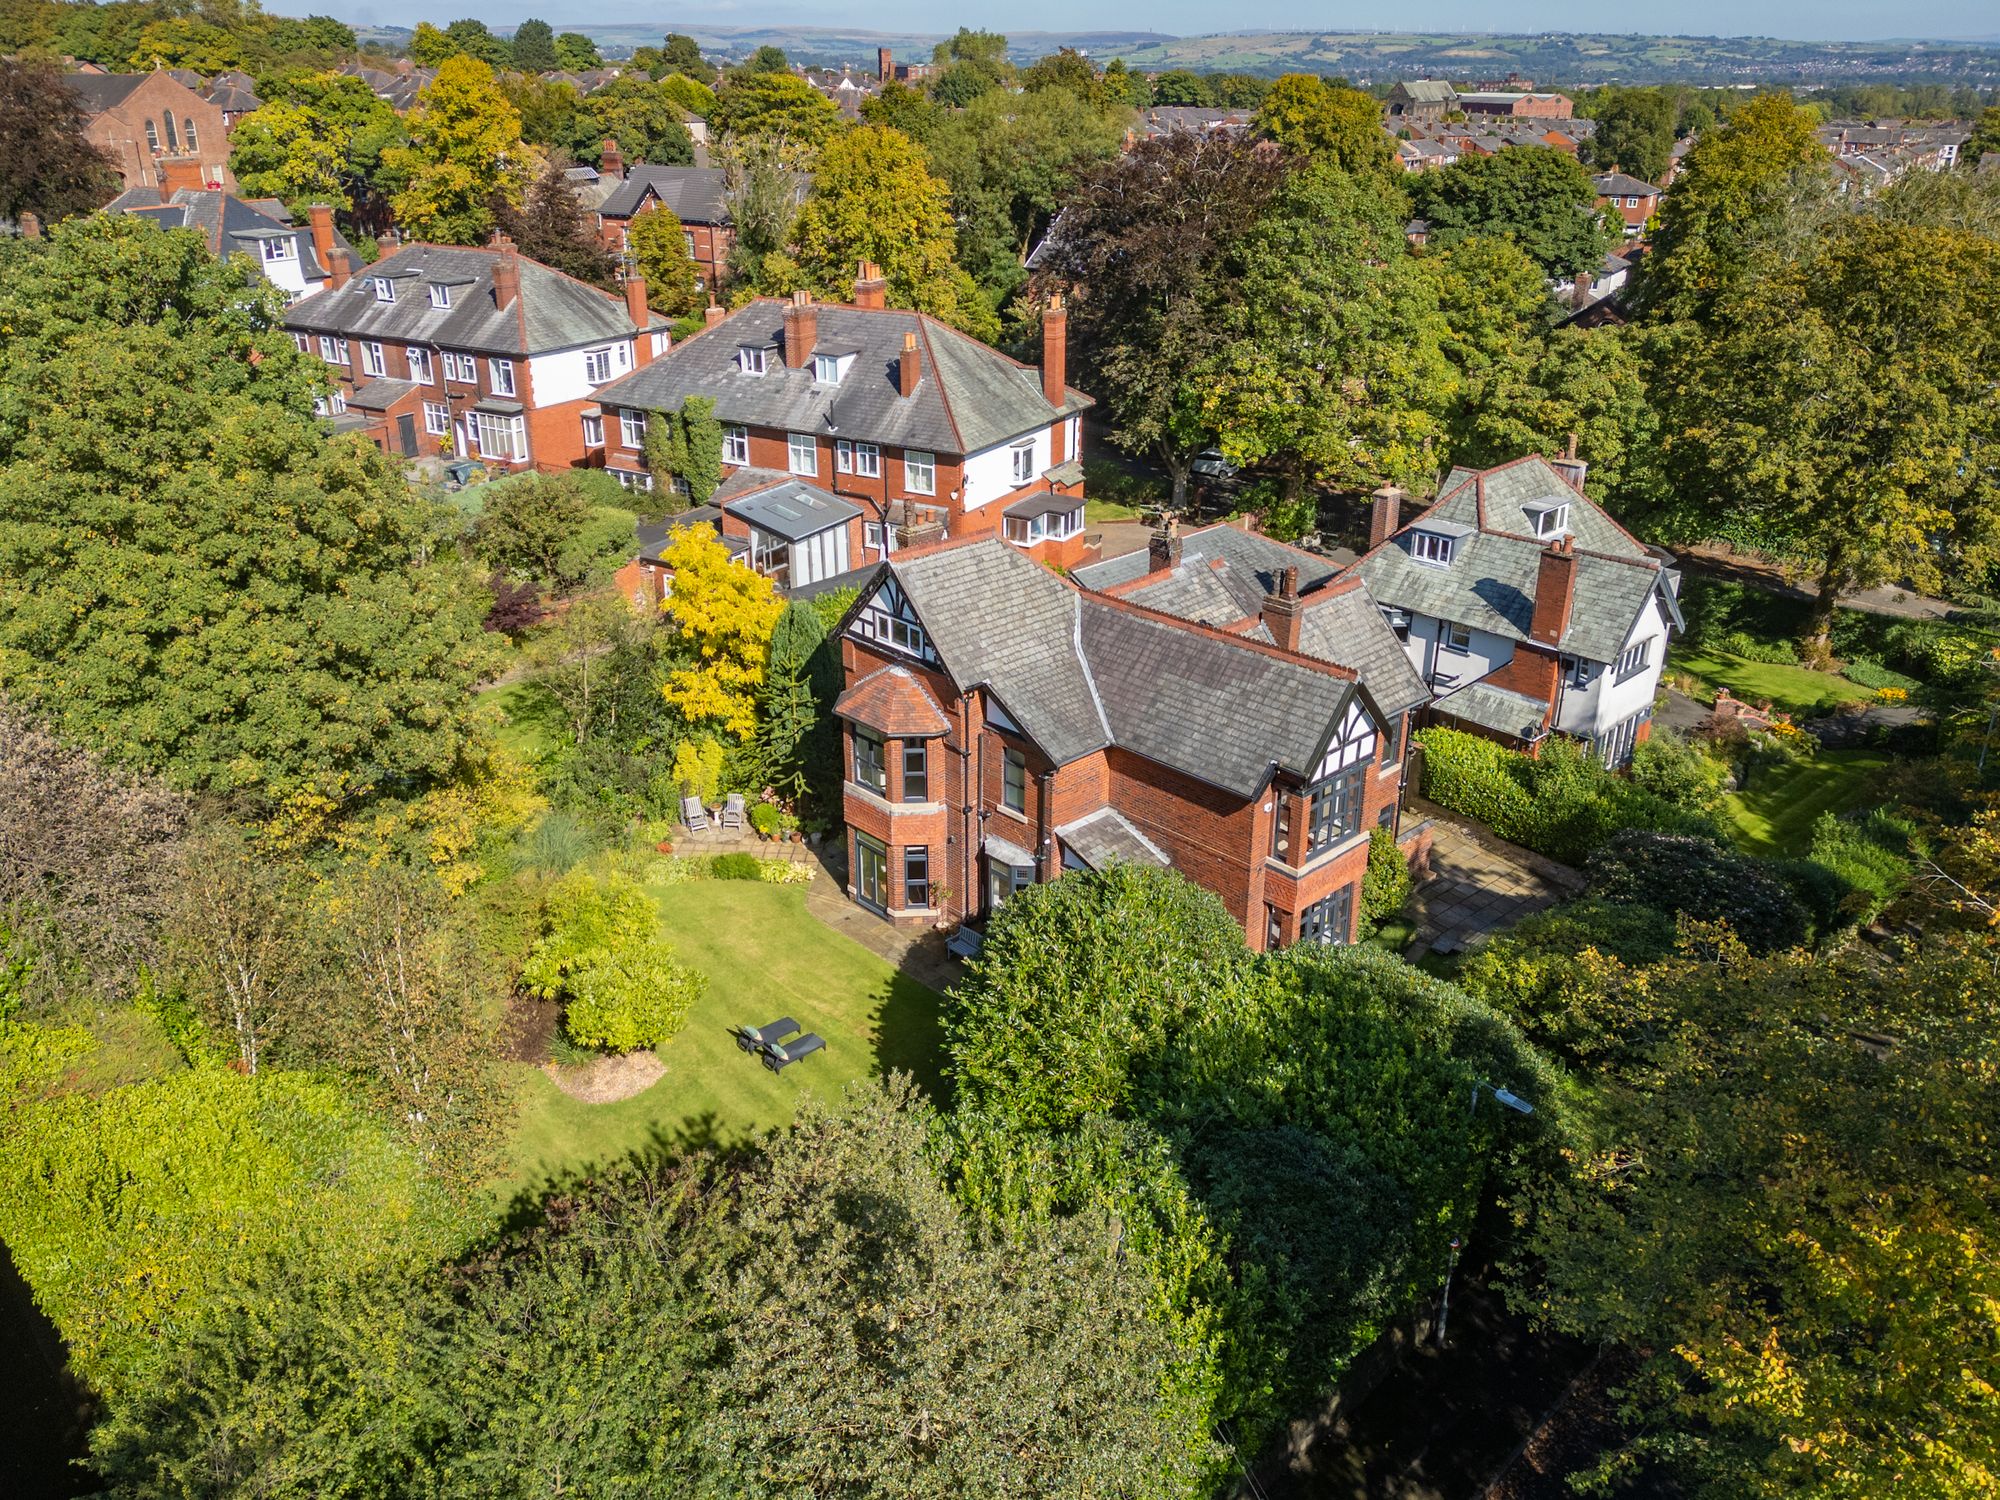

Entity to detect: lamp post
[1436,1081,1534,1346]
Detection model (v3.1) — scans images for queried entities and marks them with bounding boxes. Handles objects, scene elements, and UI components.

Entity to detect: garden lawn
[504,881,945,1189]
[1671,647,1874,716]
[1719,749,1891,855]
[481,677,565,768]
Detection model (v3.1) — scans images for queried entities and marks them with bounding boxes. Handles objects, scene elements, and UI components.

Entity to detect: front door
[395,414,419,457]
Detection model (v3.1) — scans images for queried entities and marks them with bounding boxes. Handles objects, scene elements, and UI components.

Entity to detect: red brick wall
[84,74,233,191]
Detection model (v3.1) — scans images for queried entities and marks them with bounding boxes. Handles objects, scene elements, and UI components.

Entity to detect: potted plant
[929,883,954,931]
[749,802,783,841]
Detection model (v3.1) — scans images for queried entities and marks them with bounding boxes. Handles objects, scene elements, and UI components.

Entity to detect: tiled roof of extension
[1358,455,1677,665]
[883,541,1363,798]
[833,665,952,738]
[283,243,663,356]
[595,300,1091,459]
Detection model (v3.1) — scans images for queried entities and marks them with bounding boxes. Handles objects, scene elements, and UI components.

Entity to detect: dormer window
[739,345,768,376]
[1526,501,1570,538]
[428,283,452,310]
[1410,530,1456,566]
[813,353,839,384]
[372,277,395,302]
[260,238,296,263]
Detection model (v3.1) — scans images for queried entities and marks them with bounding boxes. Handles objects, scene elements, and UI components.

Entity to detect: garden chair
[734,1017,800,1054]
[721,793,746,832]
[760,1033,827,1073]
[682,795,710,832]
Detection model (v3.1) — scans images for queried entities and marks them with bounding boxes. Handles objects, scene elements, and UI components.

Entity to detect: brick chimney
[704,300,727,328]
[600,137,624,180]
[782,290,816,369]
[491,237,520,310]
[1262,565,1304,652]
[1041,293,1067,409]
[1529,535,1578,647]
[1367,485,1405,549]
[878,46,892,82]
[160,156,204,193]
[307,203,335,272]
[1569,269,1595,310]
[326,246,351,291]
[1550,433,1588,494]
[18,211,40,239]
[853,260,887,308]
[624,271,649,327]
[1148,516,1182,574]
[898,330,921,396]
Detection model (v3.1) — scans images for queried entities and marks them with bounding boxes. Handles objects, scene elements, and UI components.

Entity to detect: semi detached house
[592,268,1093,591]
[832,535,1428,950]
[282,237,669,470]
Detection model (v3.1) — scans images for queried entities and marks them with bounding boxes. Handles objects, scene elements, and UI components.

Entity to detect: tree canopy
[1409,145,1622,279]
[383,55,529,245]
[1252,73,1399,179]
[0,57,119,225]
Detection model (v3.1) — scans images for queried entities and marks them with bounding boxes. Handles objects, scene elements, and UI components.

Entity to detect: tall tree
[657,525,783,741]
[495,155,618,287]
[718,134,807,290]
[750,598,834,806]
[1647,217,2000,654]
[1636,92,1831,324]
[442,17,512,69]
[1584,87,1677,182]
[1964,105,2000,168]
[509,17,557,73]
[229,99,352,214]
[627,203,702,314]
[711,71,840,144]
[1252,74,1398,179]
[0,216,495,807]
[553,31,600,70]
[254,71,408,233]
[789,124,996,340]
[581,76,695,167]
[0,58,118,224]
[1149,70,1209,106]
[383,55,529,245]
[1409,146,1621,279]
[1029,133,1286,507]
[1200,158,1449,499]
[660,32,704,76]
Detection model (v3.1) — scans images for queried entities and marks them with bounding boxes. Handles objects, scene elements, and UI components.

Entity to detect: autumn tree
[510,17,557,72]
[1636,92,1831,324]
[657,525,783,741]
[1029,133,1286,508]
[554,31,600,70]
[229,99,352,213]
[474,471,637,594]
[251,71,408,232]
[495,155,618,286]
[1409,145,1620,279]
[384,55,529,245]
[711,71,840,144]
[1200,158,1449,500]
[1526,934,2000,1500]
[627,203,701,315]
[0,58,118,224]
[1583,87,1677,182]
[581,76,695,167]
[1646,218,2000,654]
[789,124,996,340]
[1252,73,1398,179]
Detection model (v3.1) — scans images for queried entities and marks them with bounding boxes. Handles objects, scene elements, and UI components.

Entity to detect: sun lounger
[734,1017,801,1053]
[760,1032,827,1072]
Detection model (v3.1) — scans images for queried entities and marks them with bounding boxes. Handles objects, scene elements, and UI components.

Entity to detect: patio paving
[1403,798,1583,958]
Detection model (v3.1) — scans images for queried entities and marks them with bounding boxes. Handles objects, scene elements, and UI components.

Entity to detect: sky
[330,2,2000,46]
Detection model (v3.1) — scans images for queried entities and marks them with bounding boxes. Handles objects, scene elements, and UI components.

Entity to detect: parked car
[1191,449,1239,484]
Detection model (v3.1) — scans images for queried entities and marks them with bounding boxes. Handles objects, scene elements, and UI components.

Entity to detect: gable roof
[282,242,660,355]
[1357,455,1675,664]
[879,540,1361,798]
[597,166,734,224]
[1073,524,1429,718]
[62,73,149,113]
[103,186,350,285]
[594,300,1090,459]
[1592,172,1661,196]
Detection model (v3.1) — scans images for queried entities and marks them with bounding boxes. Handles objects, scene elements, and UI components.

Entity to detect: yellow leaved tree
[658,525,782,741]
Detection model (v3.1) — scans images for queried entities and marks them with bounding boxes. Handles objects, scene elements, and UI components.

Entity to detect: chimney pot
[704,300,727,328]
[1041,293,1068,410]
[1367,485,1405,550]
[600,137,624,179]
[326,246,350,291]
[853,259,887,309]
[1530,534,1579,647]
[491,241,520,309]
[18,211,41,239]
[898,329,921,397]
[624,271,649,328]
[307,202,335,271]
[1262,565,1305,652]
[1148,515,1183,574]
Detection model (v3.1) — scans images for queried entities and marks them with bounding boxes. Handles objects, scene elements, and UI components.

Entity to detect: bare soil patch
[540,1050,666,1104]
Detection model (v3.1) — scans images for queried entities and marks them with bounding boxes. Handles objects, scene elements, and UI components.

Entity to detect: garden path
[802,844,964,994]
[1403,800,1582,958]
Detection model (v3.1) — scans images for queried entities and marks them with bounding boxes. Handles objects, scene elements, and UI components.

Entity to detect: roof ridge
[1086,589,1358,683]
[912,317,965,454]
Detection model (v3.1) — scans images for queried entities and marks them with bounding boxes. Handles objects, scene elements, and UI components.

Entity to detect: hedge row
[1416,728,1726,867]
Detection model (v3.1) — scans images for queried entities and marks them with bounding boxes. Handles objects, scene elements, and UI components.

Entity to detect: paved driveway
[1404,801,1582,957]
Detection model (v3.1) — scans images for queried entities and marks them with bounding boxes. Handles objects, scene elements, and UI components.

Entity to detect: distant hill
[349,23,2000,86]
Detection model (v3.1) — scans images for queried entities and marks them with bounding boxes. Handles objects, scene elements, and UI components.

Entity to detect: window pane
[1002,748,1025,811]
[902,742,928,801]
[903,847,929,908]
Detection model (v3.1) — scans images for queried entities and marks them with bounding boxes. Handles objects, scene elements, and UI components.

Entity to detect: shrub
[1840,655,1922,694]
[1628,731,1729,811]
[521,870,706,1051]
[748,802,782,838]
[1585,830,1808,953]
[1360,825,1413,925]
[515,810,601,874]
[1717,629,1798,665]
[1803,810,1917,926]
[710,852,761,880]
[1417,729,1725,866]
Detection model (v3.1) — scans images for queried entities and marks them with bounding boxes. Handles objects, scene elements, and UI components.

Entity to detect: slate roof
[1357,455,1676,665]
[1056,807,1170,870]
[597,166,734,224]
[1431,680,1553,739]
[1073,524,1426,716]
[103,187,350,287]
[207,83,261,113]
[348,377,418,410]
[283,243,661,356]
[885,541,1361,798]
[730,480,859,542]
[1392,79,1457,103]
[595,300,1090,459]
[63,74,150,113]
[1593,172,1660,196]
[833,665,951,738]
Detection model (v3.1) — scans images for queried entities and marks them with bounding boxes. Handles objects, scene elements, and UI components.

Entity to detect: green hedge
[1416,728,1726,866]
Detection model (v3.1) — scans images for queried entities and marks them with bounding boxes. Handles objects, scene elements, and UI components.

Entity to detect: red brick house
[834,537,1423,950]
[282,237,670,471]
[1592,172,1661,234]
[1456,90,1574,119]
[64,71,233,194]
[593,270,1094,577]
[593,161,755,297]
